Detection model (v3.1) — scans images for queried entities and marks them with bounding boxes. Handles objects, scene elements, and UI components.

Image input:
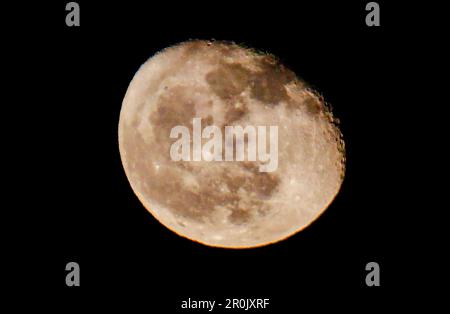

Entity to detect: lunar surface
[118,40,345,248]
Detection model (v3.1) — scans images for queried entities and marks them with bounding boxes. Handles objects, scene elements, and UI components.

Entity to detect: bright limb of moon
[118,40,345,248]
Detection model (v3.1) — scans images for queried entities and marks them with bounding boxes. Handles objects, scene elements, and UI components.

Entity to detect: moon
[118,40,345,248]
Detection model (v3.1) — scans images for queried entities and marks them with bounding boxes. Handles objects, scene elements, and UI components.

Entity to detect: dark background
[5,0,427,311]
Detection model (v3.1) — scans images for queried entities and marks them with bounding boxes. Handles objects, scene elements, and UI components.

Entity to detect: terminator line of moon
[118,40,346,248]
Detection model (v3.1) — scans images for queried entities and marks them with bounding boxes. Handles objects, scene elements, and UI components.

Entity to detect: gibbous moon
[118,40,345,248]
